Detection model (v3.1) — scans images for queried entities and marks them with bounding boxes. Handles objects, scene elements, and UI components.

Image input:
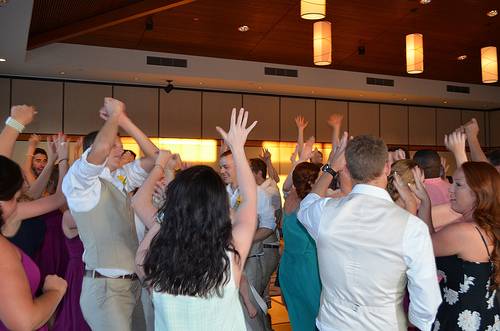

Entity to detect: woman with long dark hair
[0,105,67,330]
[405,161,500,330]
[134,108,257,330]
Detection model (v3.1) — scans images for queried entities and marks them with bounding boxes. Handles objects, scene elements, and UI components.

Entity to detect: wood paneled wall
[1,78,498,148]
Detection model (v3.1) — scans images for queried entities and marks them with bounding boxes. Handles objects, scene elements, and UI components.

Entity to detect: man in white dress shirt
[298,134,442,331]
[220,150,275,331]
[62,98,157,331]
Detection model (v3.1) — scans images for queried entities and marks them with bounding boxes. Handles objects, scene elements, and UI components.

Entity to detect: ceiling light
[0,0,8,7]
[443,101,448,104]
[406,33,424,74]
[238,25,249,32]
[457,55,467,61]
[193,17,199,21]
[420,0,431,4]
[481,46,498,83]
[0,58,6,62]
[59,71,65,75]
[134,77,139,81]
[313,21,332,66]
[487,10,498,17]
[301,0,326,20]
[403,98,408,101]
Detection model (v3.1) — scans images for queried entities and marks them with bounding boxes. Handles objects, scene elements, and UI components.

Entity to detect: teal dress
[278,210,321,331]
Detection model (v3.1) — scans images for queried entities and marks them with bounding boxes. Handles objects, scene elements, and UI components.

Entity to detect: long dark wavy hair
[461,162,500,287]
[143,165,239,297]
[0,156,24,226]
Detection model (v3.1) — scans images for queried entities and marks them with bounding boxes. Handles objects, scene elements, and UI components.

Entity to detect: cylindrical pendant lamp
[481,46,498,83]
[313,21,332,65]
[406,33,424,74]
[301,0,326,20]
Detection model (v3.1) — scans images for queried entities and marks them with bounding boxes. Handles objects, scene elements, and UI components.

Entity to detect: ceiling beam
[27,0,196,50]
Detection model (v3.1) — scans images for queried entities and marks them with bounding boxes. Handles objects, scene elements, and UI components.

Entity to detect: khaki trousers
[80,277,141,331]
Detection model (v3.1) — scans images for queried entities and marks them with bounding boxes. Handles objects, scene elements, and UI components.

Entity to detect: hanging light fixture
[406,33,424,74]
[313,21,332,65]
[301,0,326,20]
[481,46,498,83]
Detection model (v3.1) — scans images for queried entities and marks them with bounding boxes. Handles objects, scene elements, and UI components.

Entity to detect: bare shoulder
[0,236,21,264]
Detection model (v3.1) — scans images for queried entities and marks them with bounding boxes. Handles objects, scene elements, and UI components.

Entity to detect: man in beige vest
[298,134,442,331]
[62,98,157,331]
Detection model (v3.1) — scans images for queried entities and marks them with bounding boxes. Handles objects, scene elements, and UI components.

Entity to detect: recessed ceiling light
[193,17,199,21]
[133,77,139,81]
[457,55,467,61]
[443,100,448,104]
[238,25,249,32]
[59,71,65,75]
[0,0,9,7]
[403,98,408,101]
[487,9,498,17]
[199,82,203,85]
[0,58,6,62]
[420,0,431,4]
[311,91,315,94]
[258,86,262,89]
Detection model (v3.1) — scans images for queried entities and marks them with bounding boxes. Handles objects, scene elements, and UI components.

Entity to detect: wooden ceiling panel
[29,0,500,85]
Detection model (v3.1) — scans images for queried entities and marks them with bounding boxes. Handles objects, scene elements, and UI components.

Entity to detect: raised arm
[216,108,257,267]
[261,148,280,183]
[26,135,57,199]
[328,113,343,150]
[294,115,308,156]
[463,118,489,163]
[0,105,37,158]
[22,134,40,185]
[131,150,176,229]
[0,239,67,330]
[444,131,467,168]
[87,98,124,165]
[311,132,348,197]
[282,137,315,193]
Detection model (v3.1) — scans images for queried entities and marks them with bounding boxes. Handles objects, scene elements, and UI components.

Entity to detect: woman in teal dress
[279,162,321,331]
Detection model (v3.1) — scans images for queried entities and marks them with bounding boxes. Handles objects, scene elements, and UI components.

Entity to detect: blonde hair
[387,159,418,202]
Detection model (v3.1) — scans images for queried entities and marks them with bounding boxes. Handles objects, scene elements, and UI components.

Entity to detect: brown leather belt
[84,270,138,280]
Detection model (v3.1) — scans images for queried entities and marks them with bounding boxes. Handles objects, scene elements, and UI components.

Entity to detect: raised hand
[54,133,69,162]
[261,148,272,162]
[440,156,449,178]
[216,108,257,151]
[463,118,479,138]
[299,136,315,162]
[29,134,40,146]
[328,113,343,128]
[294,115,308,130]
[328,131,348,171]
[444,131,467,159]
[11,105,37,126]
[46,135,58,164]
[155,149,173,169]
[102,97,126,119]
[408,166,430,203]
[393,172,417,215]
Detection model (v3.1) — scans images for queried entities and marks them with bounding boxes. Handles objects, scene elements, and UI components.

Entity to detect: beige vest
[72,179,139,271]
[316,193,409,330]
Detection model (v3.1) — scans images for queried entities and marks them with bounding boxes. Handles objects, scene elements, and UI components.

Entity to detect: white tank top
[152,253,246,331]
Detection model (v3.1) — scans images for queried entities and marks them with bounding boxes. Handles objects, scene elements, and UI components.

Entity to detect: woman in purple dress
[53,210,91,331]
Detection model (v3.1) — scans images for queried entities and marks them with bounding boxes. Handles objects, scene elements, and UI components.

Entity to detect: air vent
[264,67,298,78]
[447,85,470,94]
[366,77,394,87]
[146,56,187,68]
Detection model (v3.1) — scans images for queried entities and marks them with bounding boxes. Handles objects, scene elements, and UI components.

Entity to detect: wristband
[5,117,25,133]
[58,158,69,164]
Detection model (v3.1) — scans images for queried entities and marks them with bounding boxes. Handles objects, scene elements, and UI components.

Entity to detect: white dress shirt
[298,184,442,331]
[62,148,148,277]
[226,184,276,231]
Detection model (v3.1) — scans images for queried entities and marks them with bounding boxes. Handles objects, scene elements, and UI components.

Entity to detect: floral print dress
[433,228,500,331]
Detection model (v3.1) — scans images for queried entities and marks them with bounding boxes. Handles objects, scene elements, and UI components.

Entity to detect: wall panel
[436,108,461,146]
[316,100,348,143]
[490,111,500,147]
[0,78,10,122]
[11,79,63,133]
[202,92,242,139]
[243,95,279,141]
[348,102,379,137]
[380,104,408,145]
[280,97,315,141]
[64,83,112,135]
[409,106,436,145]
[114,86,159,136]
[160,90,201,138]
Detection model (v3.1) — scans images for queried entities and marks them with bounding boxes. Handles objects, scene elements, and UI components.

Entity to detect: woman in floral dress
[406,161,500,331]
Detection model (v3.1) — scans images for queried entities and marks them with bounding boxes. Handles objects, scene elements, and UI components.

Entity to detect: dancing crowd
[0,97,499,331]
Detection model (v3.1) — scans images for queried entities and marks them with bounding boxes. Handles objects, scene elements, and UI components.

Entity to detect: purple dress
[52,236,91,331]
[0,248,48,331]
[35,210,69,280]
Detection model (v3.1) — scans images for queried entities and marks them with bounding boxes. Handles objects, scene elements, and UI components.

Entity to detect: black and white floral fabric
[433,230,500,331]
